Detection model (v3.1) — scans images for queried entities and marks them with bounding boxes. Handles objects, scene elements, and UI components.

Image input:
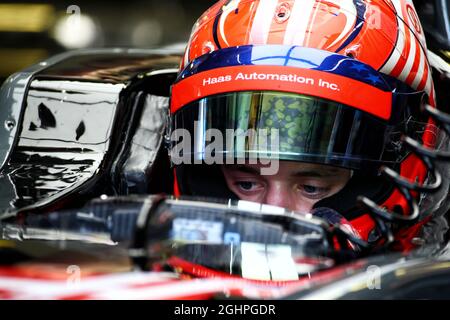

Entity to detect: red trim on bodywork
[173,168,181,197]
[166,256,365,288]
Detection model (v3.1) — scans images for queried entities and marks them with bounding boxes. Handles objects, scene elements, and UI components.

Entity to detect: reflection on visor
[171,91,425,171]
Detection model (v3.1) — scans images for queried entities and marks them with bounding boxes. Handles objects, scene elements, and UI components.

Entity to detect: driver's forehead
[224,161,349,178]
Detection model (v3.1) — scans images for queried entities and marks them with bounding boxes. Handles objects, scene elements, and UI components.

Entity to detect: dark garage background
[0,0,447,84]
[0,0,216,83]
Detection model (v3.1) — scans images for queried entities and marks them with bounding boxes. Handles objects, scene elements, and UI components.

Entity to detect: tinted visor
[170,91,419,171]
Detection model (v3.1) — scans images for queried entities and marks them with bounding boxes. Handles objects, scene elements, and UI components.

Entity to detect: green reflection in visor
[172,90,396,170]
[233,92,338,155]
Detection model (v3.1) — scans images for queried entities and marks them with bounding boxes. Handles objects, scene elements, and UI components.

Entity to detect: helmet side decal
[380,0,433,100]
[411,38,426,88]
[283,0,316,45]
[185,0,434,102]
[213,0,245,49]
[187,1,401,69]
[334,0,366,53]
[323,0,358,50]
[212,6,224,50]
[218,0,242,47]
[301,0,360,50]
[380,1,406,75]
[249,0,279,44]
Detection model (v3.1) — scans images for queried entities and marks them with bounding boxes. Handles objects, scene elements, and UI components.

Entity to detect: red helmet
[168,0,448,252]
[180,0,434,100]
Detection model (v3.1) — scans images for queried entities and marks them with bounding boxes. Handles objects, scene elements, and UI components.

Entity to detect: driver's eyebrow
[293,169,340,178]
[226,166,340,177]
[228,165,261,175]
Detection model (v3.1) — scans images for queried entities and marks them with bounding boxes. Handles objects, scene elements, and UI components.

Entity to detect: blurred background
[0,0,448,85]
[0,0,216,84]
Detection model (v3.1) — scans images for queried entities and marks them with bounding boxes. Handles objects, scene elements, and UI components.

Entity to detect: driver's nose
[262,183,296,212]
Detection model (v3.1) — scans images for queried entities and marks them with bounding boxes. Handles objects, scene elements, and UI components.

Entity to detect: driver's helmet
[168,0,448,251]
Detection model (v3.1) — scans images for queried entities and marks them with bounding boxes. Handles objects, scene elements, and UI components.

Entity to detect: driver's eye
[303,185,320,194]
[237,181,256,191]
[298,184,329,199]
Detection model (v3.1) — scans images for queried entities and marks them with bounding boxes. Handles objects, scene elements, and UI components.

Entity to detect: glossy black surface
[2,194,450,299]
[0,195,334,282]
[0,49,181,216]
[286,244,450,299]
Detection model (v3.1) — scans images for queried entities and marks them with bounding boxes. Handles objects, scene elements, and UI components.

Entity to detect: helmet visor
[170,91,419,171]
